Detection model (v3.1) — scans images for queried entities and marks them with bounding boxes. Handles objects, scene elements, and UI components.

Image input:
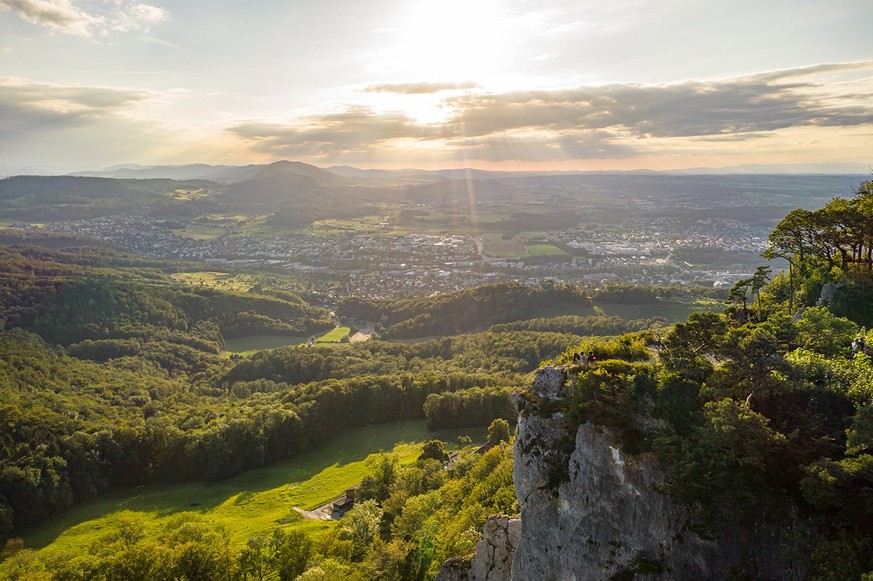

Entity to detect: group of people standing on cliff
[568,351,596,374]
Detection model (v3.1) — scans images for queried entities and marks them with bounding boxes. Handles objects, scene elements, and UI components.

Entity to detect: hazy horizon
[3,159,869,179]
[2,0,872,174]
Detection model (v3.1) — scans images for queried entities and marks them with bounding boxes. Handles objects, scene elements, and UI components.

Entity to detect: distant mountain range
[59,160,871,181]
[1,159,869,229]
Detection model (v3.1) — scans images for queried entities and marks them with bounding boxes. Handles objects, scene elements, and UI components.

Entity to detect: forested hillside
[0,246,333,351]
[0,245,584,557]
[338,281,590,338]
[549,181,873,578]
[0,176,219,221]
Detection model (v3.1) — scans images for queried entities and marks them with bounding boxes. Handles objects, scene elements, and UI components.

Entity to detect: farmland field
[308,215,392,235]
[482,236,569,258]
[525,243,568,256]
[483,238,527,258]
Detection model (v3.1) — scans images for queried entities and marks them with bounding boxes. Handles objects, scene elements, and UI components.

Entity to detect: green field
[168,188,209,201]
[483,241,569,258]
[392,208,515,236]
[21,420,484,560]
[308,215,391,235]
[224,334,310,355]
[483,239,527,258]
[315,326,351,343]
[480,231,569,258]
[224,327,353,355]
[171,271,256,292]
[525,243,568,256]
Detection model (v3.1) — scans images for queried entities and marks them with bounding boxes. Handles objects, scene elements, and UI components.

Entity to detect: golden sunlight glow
[393,0,506,82]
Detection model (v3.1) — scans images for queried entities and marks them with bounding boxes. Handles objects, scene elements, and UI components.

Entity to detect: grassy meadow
[308,214,392,235]
[21,420,484,561]
[170,271,256,292]
[525,243,568,256]
[315,326,351,343]
[223,334,311,355]
[224,327,351,356]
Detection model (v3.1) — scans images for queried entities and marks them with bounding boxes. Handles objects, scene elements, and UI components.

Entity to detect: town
[12,203,773,299]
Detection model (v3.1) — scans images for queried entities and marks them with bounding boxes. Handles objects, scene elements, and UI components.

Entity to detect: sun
[391,0,507,82]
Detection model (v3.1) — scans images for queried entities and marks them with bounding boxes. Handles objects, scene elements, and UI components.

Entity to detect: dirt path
[292,505,332,520]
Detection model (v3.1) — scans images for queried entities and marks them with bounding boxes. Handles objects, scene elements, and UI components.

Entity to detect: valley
[3,165,866,301]
[2,169,873,579]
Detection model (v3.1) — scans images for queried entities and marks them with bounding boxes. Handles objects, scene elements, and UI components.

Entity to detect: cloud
[363,82,480,95]
[442,62,873,140]
[0,76,148,122]
[0,0,167,37]
[9,62,869,169]
[0,77,175,169]
[228,61,873,163]
[0,0,97,36]
[110,3,168,33]
[228,107,442,157]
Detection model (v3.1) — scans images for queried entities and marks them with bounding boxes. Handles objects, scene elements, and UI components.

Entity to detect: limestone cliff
[510,366,808,581]
[435,516,520,581]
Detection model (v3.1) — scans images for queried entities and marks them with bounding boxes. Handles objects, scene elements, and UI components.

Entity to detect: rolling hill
[1,161,396,226]
[0,176,219,221]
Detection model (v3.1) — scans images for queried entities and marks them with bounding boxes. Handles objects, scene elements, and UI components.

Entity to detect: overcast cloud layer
[1,0,872,172]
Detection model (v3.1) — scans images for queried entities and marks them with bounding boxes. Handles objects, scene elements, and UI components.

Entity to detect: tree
[418,440,449,462]
[358,454,399,503]
[847,406,873,456]
[728,278,753,320]
[656,398,787,530]
[340,499,383,560]
[238,535,271,581]
[487,419,511,445]
[795,307,857,357]
[271,529,313,581]
[661,311,726,382]
[750,266,771,320]
[367,538,418,581]
[704,399,786,469]
[766,208,816,293]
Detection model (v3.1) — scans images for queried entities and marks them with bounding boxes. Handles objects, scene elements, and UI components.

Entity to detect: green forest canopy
[3,180,873,578]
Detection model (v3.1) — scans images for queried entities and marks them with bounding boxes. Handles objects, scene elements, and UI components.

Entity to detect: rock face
[511,366,807,581]
[435,516,521,581]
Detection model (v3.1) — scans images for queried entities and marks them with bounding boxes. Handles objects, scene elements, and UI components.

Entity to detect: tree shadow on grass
[24,420,484,550]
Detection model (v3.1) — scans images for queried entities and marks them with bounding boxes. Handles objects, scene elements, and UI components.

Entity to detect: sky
[1,0,872,173]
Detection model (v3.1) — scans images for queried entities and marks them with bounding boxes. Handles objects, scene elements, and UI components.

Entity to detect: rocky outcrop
[511,366,808,581]
[435,516,520,581]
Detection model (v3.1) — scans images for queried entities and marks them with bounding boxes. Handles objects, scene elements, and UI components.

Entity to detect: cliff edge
[510,366,807,581]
